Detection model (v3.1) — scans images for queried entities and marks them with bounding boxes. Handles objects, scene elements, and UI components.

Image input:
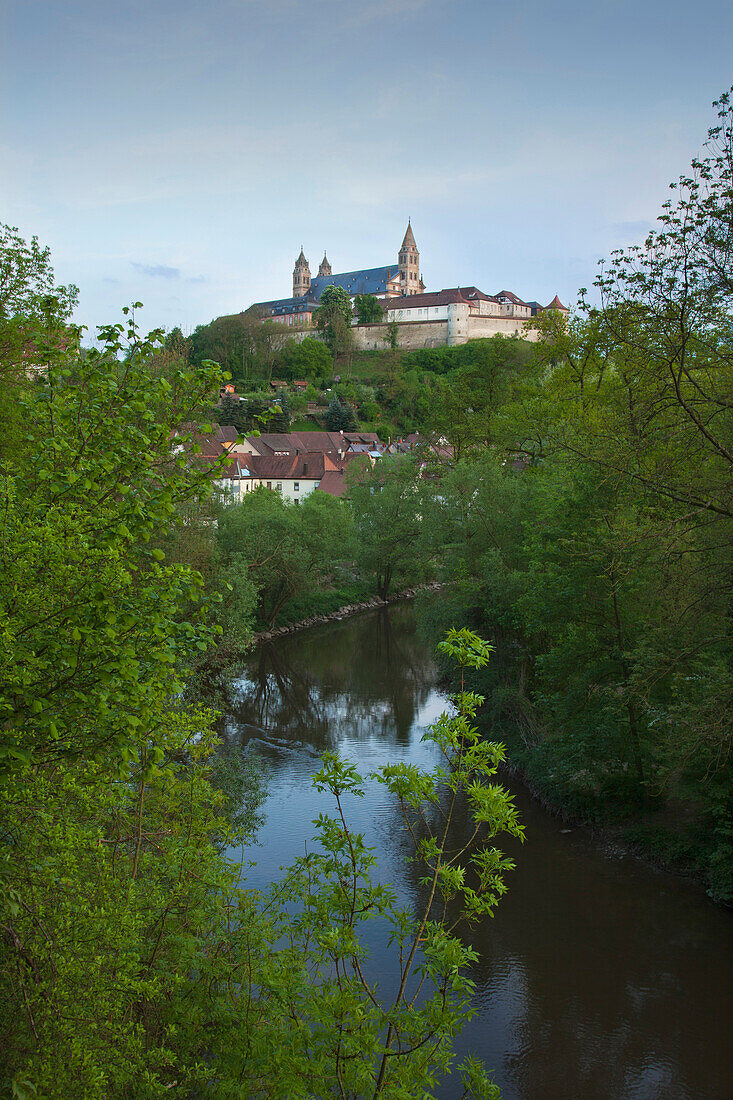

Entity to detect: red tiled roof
[316,470,349,497]
[253,431,346,456]
[250,452,327,480]
[175,424,240,457]
[494,290,531,307]
[457,286,500,303]
[383,288,471,310]
[344,431,382,445]
[545,295,568,311]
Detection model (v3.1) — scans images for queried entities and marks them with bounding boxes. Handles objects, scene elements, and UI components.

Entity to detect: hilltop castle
[250,222,568,347]
[255,222,424,329]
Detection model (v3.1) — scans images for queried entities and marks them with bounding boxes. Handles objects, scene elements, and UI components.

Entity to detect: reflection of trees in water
[223,606,437,751]
[217,604,733,1099]
[372,771,732,1100]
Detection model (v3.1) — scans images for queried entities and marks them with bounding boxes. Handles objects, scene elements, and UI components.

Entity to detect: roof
[176,423,239,457]
[251,433,301,455]
[384,288,472,310]
[315,470,349,498]
[545,295,568,311]
[217,454,257,479]
[254,264,402,317]
[250,452,327,481]
[255,293,320,316]
[494,290,531,307]
[310,265,401,299]
[344,431,382,445]
[400,221,417,250]
[250,431,347,457]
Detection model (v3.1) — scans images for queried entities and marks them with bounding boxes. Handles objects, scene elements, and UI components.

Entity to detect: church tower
[318,252,332,277]
[398,220,420,295]
[293,248,311,298]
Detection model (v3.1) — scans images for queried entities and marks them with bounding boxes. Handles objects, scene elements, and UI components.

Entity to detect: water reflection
[222,604,733,1100]
[222,605,436,750]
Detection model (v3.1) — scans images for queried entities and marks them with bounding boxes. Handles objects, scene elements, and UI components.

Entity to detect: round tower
[318,252,332,277]
[293,248,311,298]
[398,220,420,295]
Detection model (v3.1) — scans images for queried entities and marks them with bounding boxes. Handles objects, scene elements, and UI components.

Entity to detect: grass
[342,349,409,383]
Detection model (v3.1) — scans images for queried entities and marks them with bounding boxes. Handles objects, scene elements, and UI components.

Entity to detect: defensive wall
[352,313,540,350]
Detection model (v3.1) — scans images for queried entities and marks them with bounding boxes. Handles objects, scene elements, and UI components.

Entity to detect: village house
[176,425,379,503]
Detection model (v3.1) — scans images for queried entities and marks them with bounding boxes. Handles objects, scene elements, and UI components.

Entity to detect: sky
[2,0,733,337]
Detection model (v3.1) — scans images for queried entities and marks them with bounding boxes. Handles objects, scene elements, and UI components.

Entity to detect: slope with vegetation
[0,224,520,1098]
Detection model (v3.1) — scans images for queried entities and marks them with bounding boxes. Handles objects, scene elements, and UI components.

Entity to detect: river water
[221,604,733,1100]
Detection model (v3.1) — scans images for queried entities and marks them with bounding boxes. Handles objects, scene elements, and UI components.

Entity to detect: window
[267,481,272,489]
[293,482,299,492]
[276,482,282,492]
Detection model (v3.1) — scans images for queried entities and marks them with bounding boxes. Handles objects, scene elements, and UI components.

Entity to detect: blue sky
[2,0,732,336]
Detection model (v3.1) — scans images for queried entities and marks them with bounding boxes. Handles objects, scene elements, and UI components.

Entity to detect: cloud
[131,262,181,279]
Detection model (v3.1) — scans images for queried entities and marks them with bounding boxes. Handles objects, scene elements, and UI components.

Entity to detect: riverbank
[496,753,730,904]
[251,582,445,645]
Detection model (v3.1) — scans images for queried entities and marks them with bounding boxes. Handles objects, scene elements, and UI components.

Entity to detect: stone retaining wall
[252,582,444,645]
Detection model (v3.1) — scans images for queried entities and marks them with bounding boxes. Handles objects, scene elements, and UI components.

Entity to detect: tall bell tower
[318,252,332,277]
[293,248,311,297]
[398,220,420,295]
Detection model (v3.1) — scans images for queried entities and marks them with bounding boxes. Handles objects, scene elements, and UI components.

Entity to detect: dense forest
[1,90,732,1097]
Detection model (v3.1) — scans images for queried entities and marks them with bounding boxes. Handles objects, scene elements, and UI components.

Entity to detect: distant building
[245,222,568,347]
[253,222,424,328]
[375,286,568,347]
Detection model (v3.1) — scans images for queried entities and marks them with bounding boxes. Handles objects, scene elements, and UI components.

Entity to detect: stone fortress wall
[351,312,541,350]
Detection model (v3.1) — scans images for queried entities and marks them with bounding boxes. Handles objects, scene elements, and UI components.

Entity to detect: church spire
[398,220,420,295]
[293,248,311,298]
[401,219,417,250]
[318,251,332,277]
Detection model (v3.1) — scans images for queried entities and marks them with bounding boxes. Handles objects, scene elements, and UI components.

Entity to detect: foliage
[277,336,332,383]
[1,232,518,1095]
[0,223,80,461]
[188,308,288,383]
[413,90,733,898]
[315,285,355,363]
[0,223,78,326]
[325,394,358,431]
[0,311,224,774]
[215,488,355,627]
[212,392,289,434]
[354,293,384,325]
[347,456,431,599]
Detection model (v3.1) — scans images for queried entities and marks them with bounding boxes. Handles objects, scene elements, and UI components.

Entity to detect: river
[221,603,733,1100]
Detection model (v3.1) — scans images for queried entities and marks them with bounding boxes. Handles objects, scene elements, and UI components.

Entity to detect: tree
[347,455,429,599]
[385,320,399,349]
[0,223,78,326]
[0,223,80,460]
[189,308,288,384]
[276,335,332,383]
[314,285,354,365]
[1,231,523,1097]
[427,338,532,460]
[326,395,358,431]
[354,293,384,325]
[543,86,733,522]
